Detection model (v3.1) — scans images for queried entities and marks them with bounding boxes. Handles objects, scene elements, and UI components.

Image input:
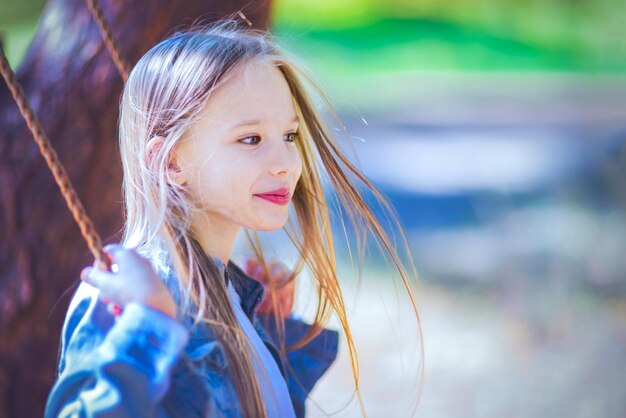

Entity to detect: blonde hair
[118,19,423,418]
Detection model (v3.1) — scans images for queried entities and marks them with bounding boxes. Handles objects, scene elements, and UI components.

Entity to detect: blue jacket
[44,253,339,418]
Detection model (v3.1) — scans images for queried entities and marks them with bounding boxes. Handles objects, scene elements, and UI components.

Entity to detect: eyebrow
[230,115,299,130]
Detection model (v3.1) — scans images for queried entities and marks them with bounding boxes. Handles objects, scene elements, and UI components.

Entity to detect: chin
[252,216,289,232]
[254,222,287,232]
[254,226,283,232]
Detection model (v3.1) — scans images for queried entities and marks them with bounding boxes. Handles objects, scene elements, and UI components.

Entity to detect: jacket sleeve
[44,282,189,418]
[255,313,339,418]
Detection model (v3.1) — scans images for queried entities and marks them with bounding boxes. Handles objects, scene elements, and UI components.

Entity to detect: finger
[80,266,114,291]
[243,257,258,275]
[269,261,289,281]
[244,257,267,282]
[103,244,144,269]
[256,263,268,281]
[92,257,119,273]
[107,303,123,316]
[268,261,293,289]
[103,243,124,254]
[254,263,270,284]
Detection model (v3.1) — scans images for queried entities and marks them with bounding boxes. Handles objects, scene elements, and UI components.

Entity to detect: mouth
[253,188,290,206]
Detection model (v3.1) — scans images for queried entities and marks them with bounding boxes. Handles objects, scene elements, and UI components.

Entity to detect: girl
[45,18,422,418]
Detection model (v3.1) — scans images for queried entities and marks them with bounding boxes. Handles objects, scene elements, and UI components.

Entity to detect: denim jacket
[44,252,339,418]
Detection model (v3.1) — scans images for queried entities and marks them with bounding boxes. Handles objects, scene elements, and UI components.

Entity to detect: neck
[191,214,240,265]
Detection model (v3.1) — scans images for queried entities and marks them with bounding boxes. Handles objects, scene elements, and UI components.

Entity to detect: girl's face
[172,60,303,234]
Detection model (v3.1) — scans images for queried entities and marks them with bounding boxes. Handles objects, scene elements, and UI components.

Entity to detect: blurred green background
[273,0,626,71]
[2,1,626,417]
[3,0,626,102]
[272,0,626,94]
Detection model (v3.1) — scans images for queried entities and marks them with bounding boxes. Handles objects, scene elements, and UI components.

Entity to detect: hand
[244,257,295,318]
[80,244,177,319]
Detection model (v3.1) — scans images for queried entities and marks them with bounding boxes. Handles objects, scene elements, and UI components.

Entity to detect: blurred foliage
[0,0,45,24]
[1,0,624,73]
[0,0,45,66]
[272,0,626,73]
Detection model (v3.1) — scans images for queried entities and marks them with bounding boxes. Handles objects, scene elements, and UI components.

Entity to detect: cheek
[296,154,303,177]
[293,151,303,183]
[204,164,254,210]
[185,163,231,208]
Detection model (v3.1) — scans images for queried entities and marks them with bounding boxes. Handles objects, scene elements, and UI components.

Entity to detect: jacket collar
[153,249,265,323]
[226,260,265,320]
[155,253,265,322]
[210,256,266,321]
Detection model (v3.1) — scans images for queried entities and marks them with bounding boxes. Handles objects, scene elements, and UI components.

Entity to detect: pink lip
[254,188,290,206]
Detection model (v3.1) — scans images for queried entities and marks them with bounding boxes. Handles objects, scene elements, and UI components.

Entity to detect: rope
[0,0,130,310]
[84,0,130,82]
[0,45,109,269]
[0,0,129,271]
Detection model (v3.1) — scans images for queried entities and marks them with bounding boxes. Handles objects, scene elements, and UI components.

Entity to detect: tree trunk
[0,1,270,416]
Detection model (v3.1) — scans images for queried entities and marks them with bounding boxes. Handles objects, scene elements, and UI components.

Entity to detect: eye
[239,135,261,145]
[284,132,299,143]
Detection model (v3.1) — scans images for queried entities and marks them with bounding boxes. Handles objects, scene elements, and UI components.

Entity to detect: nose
[268,139,300,177]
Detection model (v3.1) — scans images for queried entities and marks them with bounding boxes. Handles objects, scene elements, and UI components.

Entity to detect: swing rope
[85,0,130,81]
[0,0,131,270]
[0,46,108,268]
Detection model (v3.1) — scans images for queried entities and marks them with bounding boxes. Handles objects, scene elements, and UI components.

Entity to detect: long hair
[118,18,423,418]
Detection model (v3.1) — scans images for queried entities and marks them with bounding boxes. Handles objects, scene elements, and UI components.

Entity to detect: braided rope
[0,0,131,285]
[0,46,109,269]
[85,0,130,82]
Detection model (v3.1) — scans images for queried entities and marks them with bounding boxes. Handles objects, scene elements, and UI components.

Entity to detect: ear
[146,136,163,166]
[146,136,186,186]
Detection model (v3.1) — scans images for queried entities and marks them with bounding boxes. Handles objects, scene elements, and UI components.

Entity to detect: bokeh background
[2,0,626,417]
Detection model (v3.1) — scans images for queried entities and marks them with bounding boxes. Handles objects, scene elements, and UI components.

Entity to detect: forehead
[198,60,297,126]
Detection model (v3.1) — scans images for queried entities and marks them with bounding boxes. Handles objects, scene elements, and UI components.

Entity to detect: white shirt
[215,259,296,418]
